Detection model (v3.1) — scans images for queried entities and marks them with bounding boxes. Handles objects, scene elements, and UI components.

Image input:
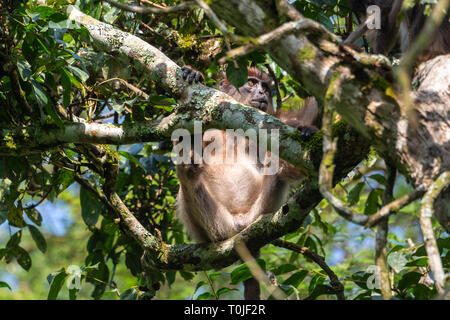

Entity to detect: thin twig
[219,19,327,64]
[375,162,395,300]
[95,77,150,99]
[234,241,287,300]
[264,64,282,111]
[272,239,345,300]
[342,16,369,45]
[418,171,450,294]
[365,188,425,228]
[282,92,295,102]
[22,186,52,210]
[195,0,235,40]
[140,0,166,9]
[104,0,195,14]
[204,271,219,300]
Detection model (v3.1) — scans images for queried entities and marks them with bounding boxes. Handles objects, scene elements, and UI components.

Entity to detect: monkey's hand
[297,125,318,140]
[181,65,204,84]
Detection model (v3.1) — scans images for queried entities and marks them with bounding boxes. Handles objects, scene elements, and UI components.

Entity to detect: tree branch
[104,0,195,14]
[272,239,345,300]
[375,162,395,300]
[419,170,450,294]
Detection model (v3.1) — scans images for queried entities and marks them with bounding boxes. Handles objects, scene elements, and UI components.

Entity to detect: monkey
[348,0,450,62]
[174,65,319,299]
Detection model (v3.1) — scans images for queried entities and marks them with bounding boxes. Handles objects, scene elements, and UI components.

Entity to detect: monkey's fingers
[297,125,318,140]
[182,66,192,81]
[187,71,196,84]
[195,72,203,83]
[181,66,204,84]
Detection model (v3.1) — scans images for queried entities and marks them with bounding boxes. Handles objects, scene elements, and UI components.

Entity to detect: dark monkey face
[239,76,273,112]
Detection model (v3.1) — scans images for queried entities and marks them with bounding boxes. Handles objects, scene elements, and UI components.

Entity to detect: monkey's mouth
[250,100,268,111]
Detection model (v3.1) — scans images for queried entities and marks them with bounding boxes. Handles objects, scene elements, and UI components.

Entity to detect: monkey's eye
[248,79,257,87]
[262,84,269,93]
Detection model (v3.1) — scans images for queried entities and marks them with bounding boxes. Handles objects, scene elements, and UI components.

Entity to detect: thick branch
[419,171,450,294]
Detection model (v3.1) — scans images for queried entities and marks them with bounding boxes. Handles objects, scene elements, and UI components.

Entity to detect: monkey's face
[239,77,273,113]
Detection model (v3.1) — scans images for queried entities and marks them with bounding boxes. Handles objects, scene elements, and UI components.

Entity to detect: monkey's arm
[276,96,319,139]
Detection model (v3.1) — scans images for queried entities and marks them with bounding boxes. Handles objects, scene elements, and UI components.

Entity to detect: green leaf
[118,151,145,171]
[8,205,26,228]
[55,169,75,194]
[347,182,365,205]
[308,273,325,295]
[388,245,406,255]
[120,288,138,300]
[413,283,434,299]
[230,264,252,285]
[24,208,42,226]
[67,65,89,83]
[271,263,298,276]
[364,189,380,215]
[48,271,68,300]
[86,262,109,299]
[80,186,103,226]
[437,237,450,255]
[406,257,428,268]
[33,5,56,19]
[193,281,207,296]
[306,284,334,300]
[196,291,214,300]
[387,251,408,273]
[17,60,32,81]
[165,271,176,286]
[0,281,12,291]
[0,209,7,225]
[6,231,22,248]
[59,69,72,107]
[69,288,78,300]
[15,246,32,271]
[31,80,49,106]
[282,270,308,288]
[226,59,248,88]
[28,224,47,253]
[413,244,427,257]
[351,271,371,290]
[368,174,386,185]
[216,287,238,297]
[0,248,7,260]
[230,259,266,285]
[397,272,422,291]
[208,272,221,281]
